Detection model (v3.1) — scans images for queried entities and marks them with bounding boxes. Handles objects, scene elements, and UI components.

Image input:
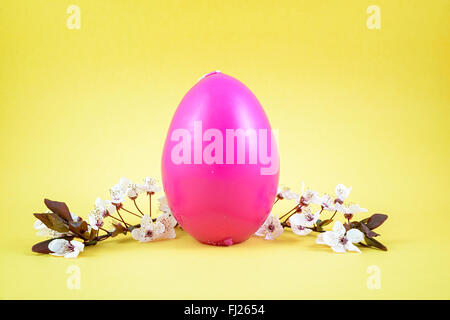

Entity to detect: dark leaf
[33,213,69,233]
[359,222,379,238]
[366,214,388,230]
[32,239,53,254]
[32,236,74,254]
[364,236,387,251]
[33,213,53,229]
[358,241,370,248]
[48,213,70,233]
[44,199,73,222]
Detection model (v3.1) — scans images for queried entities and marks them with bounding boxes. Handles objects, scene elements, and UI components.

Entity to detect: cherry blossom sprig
[255,183,388,253]
[31,177,178,258]
[31,178,387,257]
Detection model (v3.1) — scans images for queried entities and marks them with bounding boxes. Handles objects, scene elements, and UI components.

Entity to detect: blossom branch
[256,184,389,252]
[31,177,175,258]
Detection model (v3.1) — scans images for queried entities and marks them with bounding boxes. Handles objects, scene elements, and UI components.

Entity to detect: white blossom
[137,177,162,194]
[88,209,104,230]
[95,198,116,217]
[335,184,352,202]
[288,218,312,236]
[48,239,84,258]
[109,177,132,204]
[277,186,299,200]
[126,183,140,199]
[255,214,284,240]
[316,221,364,253]
[118,177,141,200]
[300,189,319,206]
[288,207,321,236]
[110,184,126,204]
[131,215,165,242]
[156,213,177,239]
[312,194,335,212]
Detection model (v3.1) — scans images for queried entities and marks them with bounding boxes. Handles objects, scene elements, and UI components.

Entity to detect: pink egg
[161,72,279,245]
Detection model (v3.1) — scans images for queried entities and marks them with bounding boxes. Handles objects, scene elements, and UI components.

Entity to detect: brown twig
[133,199,144,216]
[116,209,130,227]
[120,206,142,218]
[279,205,299,221]
[84,223,142,247]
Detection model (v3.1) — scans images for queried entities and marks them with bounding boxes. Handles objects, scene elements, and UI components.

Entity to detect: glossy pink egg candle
[161,72,279,245]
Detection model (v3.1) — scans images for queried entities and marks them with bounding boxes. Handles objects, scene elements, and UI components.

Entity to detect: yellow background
[0,0,449,299]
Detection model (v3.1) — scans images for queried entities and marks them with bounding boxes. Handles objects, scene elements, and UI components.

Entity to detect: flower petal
[264,233,275,240]
[299,213,314,227]
[140,215,152,228]
[312,209,321,223]
[131,228,143,241]
[330,244,346,253]
[33,220,46,230]
[154,221,166,235]
[348,204,368,214]
[322,231,339,247]
[70,212,81,222]
[332,221,346,238]
[95,197,103,209]
[345,242,361,253]
[254,228,265,237]
[335,184,352,201]
[291,225,312,236]
[346,228,364,243]
[70,240,85,252]
[335,203,348,214]
[161,228,176,239]
[119,177,132,190]
[288,213,302,226]
[48,239,68,254]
